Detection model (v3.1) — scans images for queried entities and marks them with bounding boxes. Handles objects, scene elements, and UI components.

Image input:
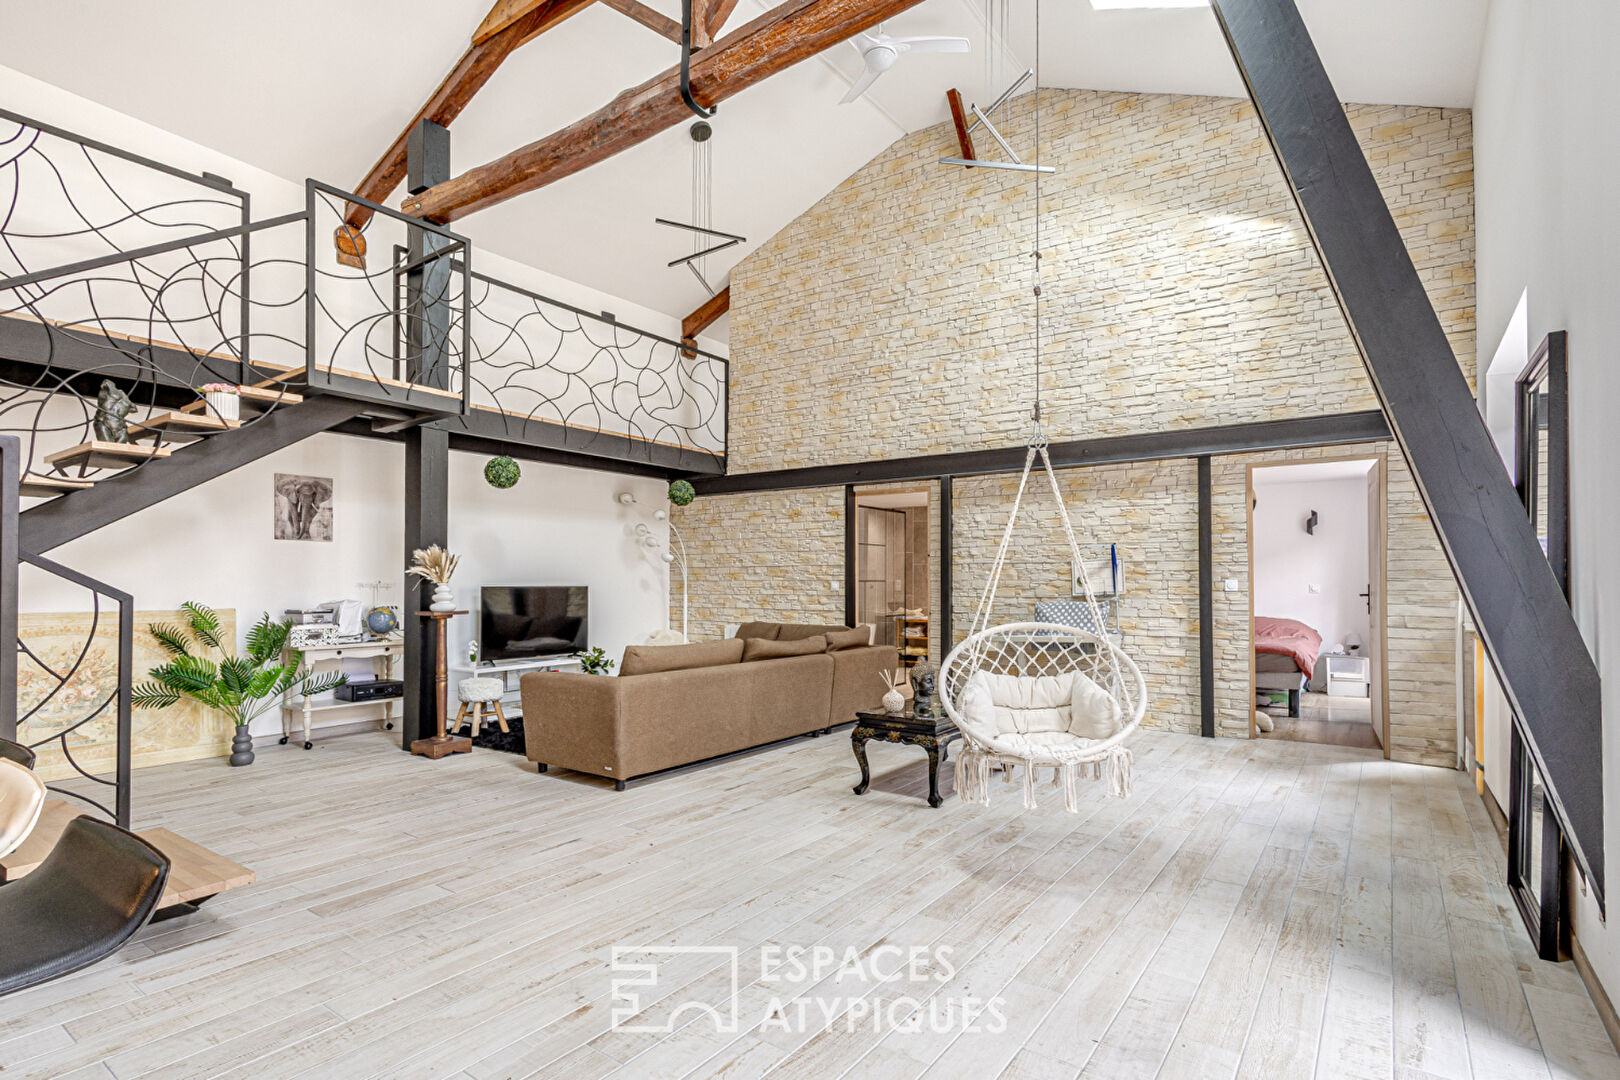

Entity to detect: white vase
[883,687,905,715]
[206,390,240,421]
[430,584,456,612]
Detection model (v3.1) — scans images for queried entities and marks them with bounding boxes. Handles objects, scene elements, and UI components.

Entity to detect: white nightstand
[1325,654,1371,698]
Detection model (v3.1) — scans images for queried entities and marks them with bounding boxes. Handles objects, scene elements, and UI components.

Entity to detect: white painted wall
[1474,0,1620,997]
[1252,474,1371,651]
[18,434,670,741]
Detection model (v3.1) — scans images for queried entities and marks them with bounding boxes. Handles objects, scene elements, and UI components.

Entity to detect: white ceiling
[0,0,1487,335]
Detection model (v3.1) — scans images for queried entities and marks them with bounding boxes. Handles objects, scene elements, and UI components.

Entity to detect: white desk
[281,640,402,748]
[451,655,584,712]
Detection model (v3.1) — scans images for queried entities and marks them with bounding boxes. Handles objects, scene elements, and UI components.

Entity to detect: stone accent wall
[676,488,845,642]
[675,88,1472,768]
[727,90,1473,472]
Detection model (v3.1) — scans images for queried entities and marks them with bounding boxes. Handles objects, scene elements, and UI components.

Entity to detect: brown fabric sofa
[520,623,897,788]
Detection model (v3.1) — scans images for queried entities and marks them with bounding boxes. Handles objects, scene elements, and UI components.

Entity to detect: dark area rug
[446,714,526,755]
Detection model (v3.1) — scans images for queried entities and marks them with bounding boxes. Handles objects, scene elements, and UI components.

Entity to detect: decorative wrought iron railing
[1,108,727,481]
[1,433,131,827]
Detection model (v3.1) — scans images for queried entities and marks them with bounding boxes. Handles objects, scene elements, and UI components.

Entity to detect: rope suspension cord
[1032,0,1042,431]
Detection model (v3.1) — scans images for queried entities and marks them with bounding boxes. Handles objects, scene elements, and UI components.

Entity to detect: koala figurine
[93,379,134,443]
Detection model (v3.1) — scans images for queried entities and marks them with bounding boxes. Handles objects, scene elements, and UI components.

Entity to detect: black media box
[335,680,405,702]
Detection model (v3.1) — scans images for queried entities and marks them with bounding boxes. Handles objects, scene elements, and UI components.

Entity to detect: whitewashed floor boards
[2,727,1617,1079]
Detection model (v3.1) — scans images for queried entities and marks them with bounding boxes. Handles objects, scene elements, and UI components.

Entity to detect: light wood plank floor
[3,728,1617,1079]
[1259,691,1383,750]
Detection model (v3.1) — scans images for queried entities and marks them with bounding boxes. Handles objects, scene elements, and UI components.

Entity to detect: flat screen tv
[479,586,588,663]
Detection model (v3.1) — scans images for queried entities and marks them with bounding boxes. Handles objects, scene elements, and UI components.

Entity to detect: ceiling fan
[840,30,970,104]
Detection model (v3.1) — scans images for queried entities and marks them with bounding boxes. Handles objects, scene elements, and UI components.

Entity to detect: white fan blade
[840,66,885,104]
[895,36,970,55]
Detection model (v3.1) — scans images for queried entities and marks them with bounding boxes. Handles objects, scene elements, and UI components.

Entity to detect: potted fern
[132,602,346,766]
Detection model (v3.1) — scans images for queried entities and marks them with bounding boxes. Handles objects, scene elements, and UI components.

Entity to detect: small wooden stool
[454,677,509,738]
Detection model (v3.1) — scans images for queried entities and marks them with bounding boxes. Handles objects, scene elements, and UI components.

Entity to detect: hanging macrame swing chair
[940,430,1148,809]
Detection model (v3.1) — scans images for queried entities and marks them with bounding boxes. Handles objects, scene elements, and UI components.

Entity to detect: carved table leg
[852,730,871,796]
[926,743,944,808]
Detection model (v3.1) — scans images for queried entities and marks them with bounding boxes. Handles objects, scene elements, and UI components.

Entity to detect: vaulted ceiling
[0,0,1487,338]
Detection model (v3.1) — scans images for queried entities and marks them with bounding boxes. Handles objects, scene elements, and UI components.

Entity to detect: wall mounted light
[617,492,636,505]
[1305,510,1319,535]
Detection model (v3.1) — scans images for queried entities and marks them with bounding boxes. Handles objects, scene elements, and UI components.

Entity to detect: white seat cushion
[964,671,1075,735]
[458,677,504,703]
[1069,670,1123,739]
[0,758,46,860]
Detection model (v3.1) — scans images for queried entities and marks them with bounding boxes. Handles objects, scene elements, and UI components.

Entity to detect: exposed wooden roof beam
[706,0,745,37]
[681,285,730,350]
[600,0,684,45]
[402,0,930,223]
[341,0,596,243]
[946,89,977,165]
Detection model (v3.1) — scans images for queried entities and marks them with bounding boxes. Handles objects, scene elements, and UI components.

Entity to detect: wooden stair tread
[0,800,254,909]
[128,412,242,440]
[44,440,172,472]
[177,385,304,417]
[19,472,95,497]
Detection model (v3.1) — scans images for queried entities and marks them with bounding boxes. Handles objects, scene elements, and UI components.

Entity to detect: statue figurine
[910,661,940,719]
[93,379,134,443]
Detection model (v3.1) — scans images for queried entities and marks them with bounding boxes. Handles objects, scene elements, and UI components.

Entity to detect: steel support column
[1211,0,1605,897]
[939,475,953,660]
[0,434,18,740]
[1197,456,1214,739]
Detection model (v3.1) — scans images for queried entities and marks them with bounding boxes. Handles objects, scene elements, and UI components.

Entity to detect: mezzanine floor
[2,727,1617,1079]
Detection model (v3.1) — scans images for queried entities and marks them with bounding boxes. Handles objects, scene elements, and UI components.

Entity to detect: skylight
[1089,0,1209,9]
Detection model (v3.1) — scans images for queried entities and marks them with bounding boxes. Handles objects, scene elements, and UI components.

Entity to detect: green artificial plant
[576,647,616,676]
[132,602,346,728]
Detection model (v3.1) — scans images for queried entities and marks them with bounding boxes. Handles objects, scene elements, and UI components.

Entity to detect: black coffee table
[851,707,960,808]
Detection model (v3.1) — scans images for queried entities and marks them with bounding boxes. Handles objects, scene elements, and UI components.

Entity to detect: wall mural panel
[17,608,237,781]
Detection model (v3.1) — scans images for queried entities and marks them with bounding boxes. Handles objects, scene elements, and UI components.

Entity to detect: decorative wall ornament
[484,455,521,489]
[274,474,334,542]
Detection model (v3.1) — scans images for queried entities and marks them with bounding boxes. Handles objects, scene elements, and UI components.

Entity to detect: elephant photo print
[273,473,334,542]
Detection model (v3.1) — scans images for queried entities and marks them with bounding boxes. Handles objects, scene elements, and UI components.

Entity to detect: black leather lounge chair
[0,817,170,996]
[0,738,35,769]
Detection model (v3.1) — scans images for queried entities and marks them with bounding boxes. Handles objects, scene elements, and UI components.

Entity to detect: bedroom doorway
[1247,456,1388,753]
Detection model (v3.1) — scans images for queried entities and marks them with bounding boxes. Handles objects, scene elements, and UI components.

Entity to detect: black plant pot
[229,727,255,767]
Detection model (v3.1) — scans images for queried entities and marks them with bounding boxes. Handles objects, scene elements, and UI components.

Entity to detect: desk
[281,639,402,749]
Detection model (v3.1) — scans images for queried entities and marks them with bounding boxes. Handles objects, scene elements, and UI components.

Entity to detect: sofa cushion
[776,623,850,642]
[743,635,827,662]
[620,637,745,676]
[824,627,870,652]
[734,621,781,641]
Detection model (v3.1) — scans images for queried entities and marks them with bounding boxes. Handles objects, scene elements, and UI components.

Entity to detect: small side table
[412,611,472,759]
[851,708,960,808]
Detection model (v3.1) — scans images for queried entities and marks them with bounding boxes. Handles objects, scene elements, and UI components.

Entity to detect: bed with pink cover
[1254,616,1322,717]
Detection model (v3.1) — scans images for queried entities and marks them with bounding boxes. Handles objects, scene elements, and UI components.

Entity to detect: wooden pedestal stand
[411,610,473,759]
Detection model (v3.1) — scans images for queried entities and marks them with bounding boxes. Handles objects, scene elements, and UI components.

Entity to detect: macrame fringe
[951,745,1134,807]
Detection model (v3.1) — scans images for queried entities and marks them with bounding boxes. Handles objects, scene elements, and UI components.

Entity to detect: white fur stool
[454,676,509,738]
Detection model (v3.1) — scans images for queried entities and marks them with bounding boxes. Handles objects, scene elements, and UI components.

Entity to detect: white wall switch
[1308,583,1321,594]
[831,580,840,591]
[1224,578,1240,592]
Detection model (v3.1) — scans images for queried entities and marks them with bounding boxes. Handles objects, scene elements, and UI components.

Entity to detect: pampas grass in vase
[408,544,460,612]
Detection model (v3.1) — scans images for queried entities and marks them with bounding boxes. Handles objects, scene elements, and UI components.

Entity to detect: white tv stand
[450,655,584,709]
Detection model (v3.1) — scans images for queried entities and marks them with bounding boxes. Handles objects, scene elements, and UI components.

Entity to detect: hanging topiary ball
[484,456,520,489]
[668,479,695,507]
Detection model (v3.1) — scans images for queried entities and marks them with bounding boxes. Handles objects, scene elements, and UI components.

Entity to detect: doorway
[1247,456,1388,753]
[851,488,931,676]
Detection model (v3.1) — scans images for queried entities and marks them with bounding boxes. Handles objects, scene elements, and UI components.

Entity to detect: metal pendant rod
[939,158,1054,174]
[655,218,745,243]
[966,69,1034,133]
[971,105,1024,164]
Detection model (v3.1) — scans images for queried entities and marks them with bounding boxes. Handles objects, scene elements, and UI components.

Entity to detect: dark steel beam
[0,315,243,391]
[0,434,18,740]
[690,411,1391,496]
[939,475,953,660]
[843,485,857,628]
[1211,0,1604,899]
[445,405,725,476]
[403,423,450,748]
[1197,456,1214,738]
[18,395,372,555]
